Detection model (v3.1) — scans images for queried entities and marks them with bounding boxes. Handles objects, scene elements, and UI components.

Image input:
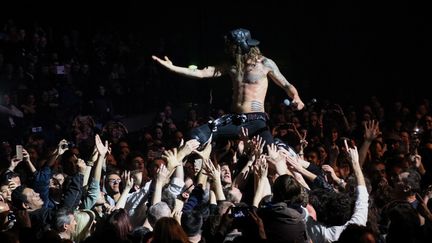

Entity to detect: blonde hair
[72,209,96,243]
[232,46,262,78]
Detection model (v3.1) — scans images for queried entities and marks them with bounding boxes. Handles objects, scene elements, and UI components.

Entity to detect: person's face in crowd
[397,158,410,175]
[228,187,242,203]
[372,163,387,182]
[400,131,410,144]
[147,149,163,162]
[119,141,130,155]
[27,147,39,162]
[306,151,320,166]
[143,132,153,142]
[23,187,44,210]
[68,155,86,174]
[338,164,351,179]
[132,156,145,171]
[1,141,12,156]
[278,127,288,137]
[425,115,432,131]
[70,147,80,158]
[149,159,165,178]
[0,199,10,213]
[66,214,77,236]
[292,117,301,129]
[310,113,319,125]
[0,185,12,202]
[331,129,339,143]
[317,146,328,161]
[164,105,172,117]
[174,131,183,144]
[220,164,232,185]
[111,127,124,140]
[105,153,117,166]
[155,128,163,140]
[183,161,195,177]
[107,174,122,193]
[372,142,385,158]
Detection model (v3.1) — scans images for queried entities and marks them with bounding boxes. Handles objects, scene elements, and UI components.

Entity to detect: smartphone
[56,65,65,75]
[31,126,43,133]
[16,145,23,160]
[231,206,250,219]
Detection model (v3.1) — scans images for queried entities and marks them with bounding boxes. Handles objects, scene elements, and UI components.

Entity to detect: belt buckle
[239,114,247,123]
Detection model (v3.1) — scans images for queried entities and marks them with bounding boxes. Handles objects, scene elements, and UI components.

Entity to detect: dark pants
[189,112,274,146]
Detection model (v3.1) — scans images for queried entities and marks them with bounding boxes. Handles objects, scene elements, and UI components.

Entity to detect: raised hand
[9,156,21,171]
[95,134,109,156]
[364,120,380,142]
[251,135,266,157]
[202,159,221,182]
[22,149,31,162]
[254,155,268,179]
[321,164,336,178]
[156,164,170,184]
[285,154,303,172]
[162,148,181,173]
[193,135,212,160]
[57,139,69,155]
[177,139,200,160]
[152,55,173,69]
[88,146,98,165]
[266,143,280,161]
[344,139,359,165]
[122,170,134,190]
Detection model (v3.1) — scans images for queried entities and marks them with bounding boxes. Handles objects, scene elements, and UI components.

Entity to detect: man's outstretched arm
[264,58,305,110]
[152,55,223,79]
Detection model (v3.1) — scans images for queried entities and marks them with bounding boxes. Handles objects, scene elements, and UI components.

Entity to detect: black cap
[226,28,260,53]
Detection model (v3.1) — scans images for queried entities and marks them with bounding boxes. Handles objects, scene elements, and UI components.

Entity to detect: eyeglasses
[108,179,121,184]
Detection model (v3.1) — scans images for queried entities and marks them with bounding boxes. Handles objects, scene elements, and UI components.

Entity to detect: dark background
[3,1,429,107]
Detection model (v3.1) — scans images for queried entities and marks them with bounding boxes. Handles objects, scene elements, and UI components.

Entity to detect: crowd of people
[1,19,432,243]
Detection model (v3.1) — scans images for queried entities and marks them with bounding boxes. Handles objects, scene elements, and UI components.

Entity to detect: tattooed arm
[264,58,305,110]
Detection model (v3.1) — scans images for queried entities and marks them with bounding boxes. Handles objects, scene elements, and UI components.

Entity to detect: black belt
[240,112,268,122]
[210,113,268,131]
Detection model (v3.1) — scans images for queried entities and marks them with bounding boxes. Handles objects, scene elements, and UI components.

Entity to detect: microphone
[283,99,292,107]
[283,98,318,108]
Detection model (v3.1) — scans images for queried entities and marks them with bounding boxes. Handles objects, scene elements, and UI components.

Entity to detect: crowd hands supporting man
[2,103,432,243]
[1,22,432,243]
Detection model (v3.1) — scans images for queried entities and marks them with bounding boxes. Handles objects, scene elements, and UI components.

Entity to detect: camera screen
[232,207,249,218]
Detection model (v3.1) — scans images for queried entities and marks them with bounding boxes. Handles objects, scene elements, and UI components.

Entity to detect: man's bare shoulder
[260,57,276,68]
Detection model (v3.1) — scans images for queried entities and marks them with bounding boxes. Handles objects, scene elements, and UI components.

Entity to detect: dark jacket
[29,173,83,237]
[259,202,308,243]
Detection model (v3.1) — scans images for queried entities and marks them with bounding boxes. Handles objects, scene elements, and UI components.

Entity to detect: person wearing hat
[152,28,305,146]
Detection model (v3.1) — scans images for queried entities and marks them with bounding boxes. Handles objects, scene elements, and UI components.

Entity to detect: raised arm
[152,55,223,79]
[263,58,305,110]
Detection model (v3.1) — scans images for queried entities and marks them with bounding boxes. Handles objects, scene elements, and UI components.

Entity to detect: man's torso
[229,57,270,113]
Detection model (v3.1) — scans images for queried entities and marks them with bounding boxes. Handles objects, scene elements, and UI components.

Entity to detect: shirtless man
[152,28,304,145]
